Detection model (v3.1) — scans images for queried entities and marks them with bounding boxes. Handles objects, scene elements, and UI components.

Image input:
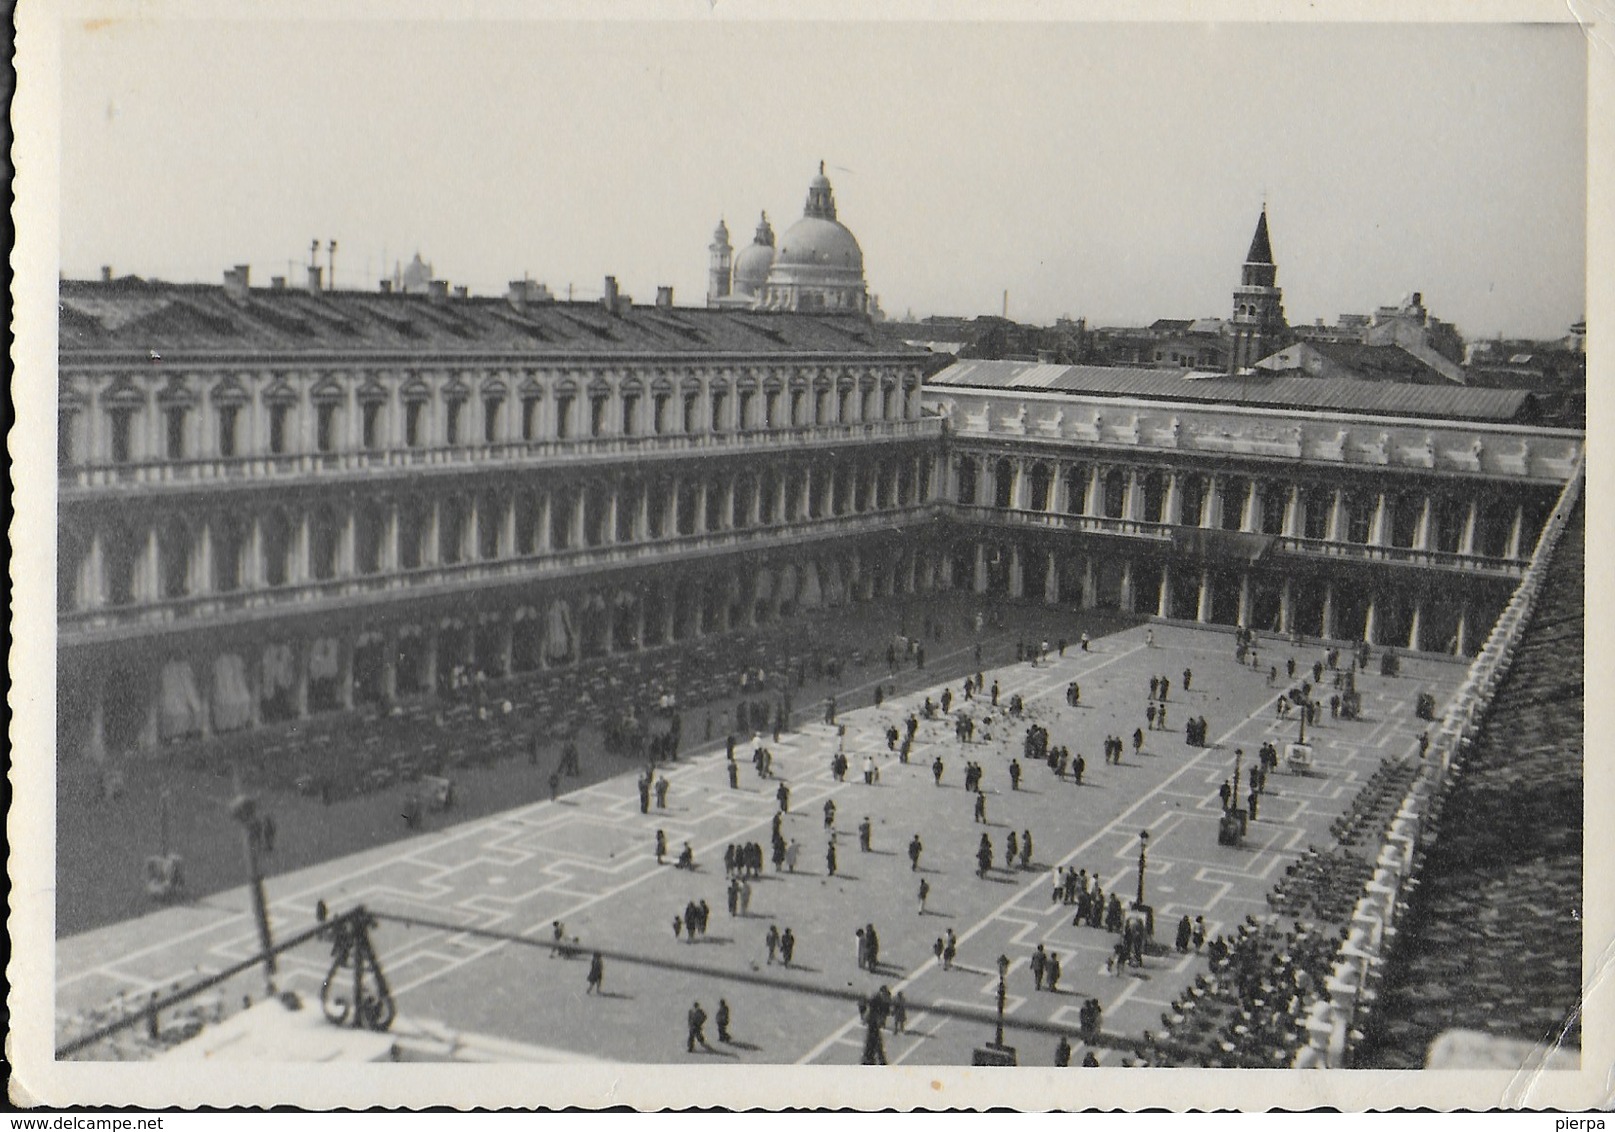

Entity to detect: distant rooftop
[58,275,915,358]
[927,358,1538,424]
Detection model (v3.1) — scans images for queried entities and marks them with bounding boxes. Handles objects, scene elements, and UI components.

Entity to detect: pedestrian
[863,755,877,785]
[1192,916,1207,951]
[1150,675,1160,700]
[1133,727,1144,754]
[656,829,667,864]
[586,952,604,995]
[1145,629,1155,649]
[824,798,837,829]
[786,839,800,872]
[655,776,669,809]
[893,991,908,1034]
[1176,915,1192,953]
[1047,951,1062,993]
[1056,1034,1073,1066]
[974,792,987,824]
[780,928,796,966]
[932,756,945,786]
[1081,632,1090,651]
[918,877,930,914]
[740,879,752,916]
[1074,753,1085,785]
[827,839,838,876]
[1009,759,1022,790]
[1031,943,1048,990]
[1021,829,1033,868]
[727,761,739,789]
[1146,704,1157,731]
[908,833,924,871]
[687,1002,710,1052]
[716,999,733,1043]
[673,915,683,942]
[1007,830,1019,865]
[766,924,780,964]
[943,929,957,970]
[1248,788,1259,820]
[777,781,790,812]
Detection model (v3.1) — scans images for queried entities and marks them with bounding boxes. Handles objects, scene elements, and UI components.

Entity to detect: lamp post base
[972,1044,1018,1066]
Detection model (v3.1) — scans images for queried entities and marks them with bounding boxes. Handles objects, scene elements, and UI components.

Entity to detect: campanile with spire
[1227,208,1290,373]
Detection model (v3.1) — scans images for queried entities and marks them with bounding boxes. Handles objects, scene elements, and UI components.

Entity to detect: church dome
[732,213,778,296]
[776,217,863,273]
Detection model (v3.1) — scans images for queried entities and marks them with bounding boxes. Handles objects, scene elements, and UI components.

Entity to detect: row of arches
[954,454,1551,558]
[59,452,938,613]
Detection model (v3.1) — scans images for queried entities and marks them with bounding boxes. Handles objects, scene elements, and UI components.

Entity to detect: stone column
[293,640,311,719]
[1082,466,1101,516]
[1458,500,1478,556]
[1320,584,1336,640]
[1044,551,1060,605]
[340,507,357,575]
[1240,481,1259,533]
[1195,569,1212,623]
[1082,558,1097,610]
[1505,504,1525,559]
[1455,607,1468,656]
[973,542,988,594]
[1119,560,1135,612]
[1368,492,1389,547]
[1237,573,1251,627]
[1277,577,1294,634]
[1406,600,1422,651]
[1163,473,1182,528]
[606,488,621,543]
[422,624,439,692]
[380,629,398,703]
[1052,465,1071,514]
[1414,496,1434,552]
[571,489,587,548]
[1363,598,1379,646]
[1007,545,1024,598]
[194,522,214,595]
[538,492,554,552]
[1124,470,1141,521]
[1010,460,1027,511]
[1201,477,1221,530]
[1157,564,1172,619]
[695,481,710,532]
[85,680,107,761]
[425,500,441,567]
[1283,484,1303,538]
[338,637,355,710]
[1329,490,1347,544]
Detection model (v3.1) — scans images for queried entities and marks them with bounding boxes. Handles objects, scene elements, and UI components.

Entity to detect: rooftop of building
[1280,340,1459,385]
[928,357,1540,424]
[1360,490,1583,1067]
[58,276,915,358]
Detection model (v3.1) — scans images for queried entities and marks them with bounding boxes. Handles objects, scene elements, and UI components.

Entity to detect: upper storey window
[165,405,187,460]
[590,394,608,438]
[737,390,755,431]
[484,397,502,444]
[621,392,639,437]
[362,402,383,450]
[109,409,134,464]
[217,405,239,457]
[682,392,699,434]
[405,401,426,448]
[555,393,575,440]
[269,404,291,454]
[652,392,670,435]
[522,395,541,442]
[710,390,728,432]
[316,403,339,453]
[445,401,463,446]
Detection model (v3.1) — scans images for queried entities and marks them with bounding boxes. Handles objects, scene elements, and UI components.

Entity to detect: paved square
[58,621,1463,1065]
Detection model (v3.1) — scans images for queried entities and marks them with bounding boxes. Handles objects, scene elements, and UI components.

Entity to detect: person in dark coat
[780,927,796,965]
[716,999,733,1043]
[586,952,604,995]
[826,839,838,876]
[687,1002,710,1051]
[776,782,790,812]
[656,830,667,864]
[1176,914,1193,953]
[1047,951,1062,993]
[908,834,924,871]
[1055,1034,1073,1066]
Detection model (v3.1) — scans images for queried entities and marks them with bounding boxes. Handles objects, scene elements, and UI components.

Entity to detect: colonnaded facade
[56,271,1585,765]
[55,275,941,760]
[928,359,1582,658]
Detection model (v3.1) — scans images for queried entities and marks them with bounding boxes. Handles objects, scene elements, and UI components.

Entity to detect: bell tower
[707,218,733,306]
[1228,208,1290,373]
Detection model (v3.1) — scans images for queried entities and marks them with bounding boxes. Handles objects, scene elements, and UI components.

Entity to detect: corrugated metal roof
[927,359,1532,423]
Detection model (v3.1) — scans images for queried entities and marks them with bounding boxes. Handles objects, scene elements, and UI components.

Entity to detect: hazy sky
[59,15,1587,338]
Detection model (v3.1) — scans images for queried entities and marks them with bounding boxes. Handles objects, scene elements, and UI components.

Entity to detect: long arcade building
[56,281,1583,764]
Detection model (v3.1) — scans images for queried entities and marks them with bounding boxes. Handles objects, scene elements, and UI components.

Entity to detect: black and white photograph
[10,0,1610,1112]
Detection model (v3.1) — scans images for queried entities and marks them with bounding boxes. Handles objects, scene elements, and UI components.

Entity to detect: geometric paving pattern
[57,622,1464,1064]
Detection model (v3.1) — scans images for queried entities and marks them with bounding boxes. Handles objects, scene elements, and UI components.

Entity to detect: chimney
[602,275,619,314]
[270,275,287,290]
[100,265,114,282]
[306,265,324,293]
[655,286,674,309]
[428,279,450,304]
[379,278,394,294]
[454,285,469,299]
[223,264,251,299]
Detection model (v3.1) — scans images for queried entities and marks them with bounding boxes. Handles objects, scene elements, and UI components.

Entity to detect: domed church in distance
[708,162,869,314]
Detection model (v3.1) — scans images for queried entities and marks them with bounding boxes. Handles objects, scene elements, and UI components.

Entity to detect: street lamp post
[995,953,1010,1047]
[1232,748,1244,808]
[1136,829,1150,907]
[229,768,278,997]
